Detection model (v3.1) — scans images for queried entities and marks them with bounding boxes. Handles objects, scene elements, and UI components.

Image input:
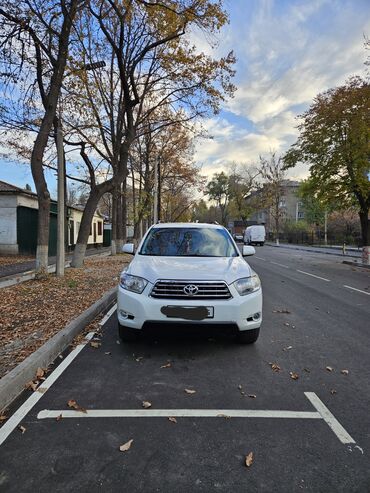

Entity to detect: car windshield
[140,227,238,257]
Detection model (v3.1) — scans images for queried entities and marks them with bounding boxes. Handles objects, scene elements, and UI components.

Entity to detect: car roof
[151,222,225,230]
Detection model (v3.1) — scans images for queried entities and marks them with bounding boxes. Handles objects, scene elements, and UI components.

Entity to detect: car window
[140,227,238,257]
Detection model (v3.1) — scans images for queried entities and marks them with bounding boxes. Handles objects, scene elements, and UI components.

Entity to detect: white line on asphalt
[304,392,355,444]
[343,285,370,296]
[0,332,94,447]
[270,261,289,268]
[254,256,267,261]
[37,409,321,419]
[297,270,331,282]
[99,303,117,326]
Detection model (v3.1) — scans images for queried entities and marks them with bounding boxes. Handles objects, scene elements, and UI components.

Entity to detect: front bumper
[117,283,262,332]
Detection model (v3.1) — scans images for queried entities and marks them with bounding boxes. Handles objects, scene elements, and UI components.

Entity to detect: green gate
[17,206,57,256]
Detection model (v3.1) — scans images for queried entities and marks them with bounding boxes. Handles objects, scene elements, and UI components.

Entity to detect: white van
[244,225,266,246]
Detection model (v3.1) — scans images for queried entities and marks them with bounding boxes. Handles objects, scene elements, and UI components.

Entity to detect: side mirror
[122,243,135,255]
[242,245,255,256]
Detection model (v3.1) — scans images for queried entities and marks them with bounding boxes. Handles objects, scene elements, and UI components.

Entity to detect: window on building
[89,224,92,236]
[97,221,103,236]
[298,212,305,219]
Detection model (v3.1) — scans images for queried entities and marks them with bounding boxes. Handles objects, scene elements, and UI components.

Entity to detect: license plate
[161,306,214,320]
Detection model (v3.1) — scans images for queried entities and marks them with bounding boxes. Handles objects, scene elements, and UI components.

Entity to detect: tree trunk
[122,178,127,244]
[111,190,117,256]
[71,190,101,267]
[359,209,370,264]
[116,184,123,252]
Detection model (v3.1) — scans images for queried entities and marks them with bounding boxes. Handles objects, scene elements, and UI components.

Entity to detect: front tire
[118,323,139,342]
[237,327,260,344]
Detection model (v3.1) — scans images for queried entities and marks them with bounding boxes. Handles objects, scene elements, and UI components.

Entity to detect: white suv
[117,223,262,343]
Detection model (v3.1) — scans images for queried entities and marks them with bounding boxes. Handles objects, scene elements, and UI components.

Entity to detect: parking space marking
[305,392,355,444]
[0,332,94,447]
[297,270,331,282]
[254,256,267,261]
[99,303,117,326]
[343,285,370,296]
[270,261,289,268]
[37,393,356,445]
[38,409,321,419]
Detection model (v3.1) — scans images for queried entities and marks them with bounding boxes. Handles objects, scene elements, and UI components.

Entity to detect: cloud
[193,0,370,182]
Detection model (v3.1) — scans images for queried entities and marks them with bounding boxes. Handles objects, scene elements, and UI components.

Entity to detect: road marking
[254,256,266,261]
[37,392,356,445]
[270,261,289,268]
[0,332,94,447]
[297,270,331,282]
[37,409,321,419]
[343,285,370,296]
[99,303,117,326]
[305,392,355,444]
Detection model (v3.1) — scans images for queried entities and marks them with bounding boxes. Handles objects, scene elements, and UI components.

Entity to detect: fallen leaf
[245,452,254,467]
[0,414,8,422]
[341,369,349,375]
[284,322,290,327]
[248,394,257,399]
[36,367,45,378]
[90,341,101,349]
[135,356,144,362]
[160,363,171,369]
[25,381,38,392]
[104,352,111,355]
[119,439,133,452]
[18,425,26,434]
[168,417,177,423]
[142,401,152,409]
[330,389,337,395]
[67,399,87,413]
[290,372,299,380]
[273,309,291,314]
[37,387,47,394]
[56,414,63,421]
[283,346,293,351]
[217,414,231,419]
[238,384,243,390]
[184,389,196,394]
[269,363,281,372]
[326,366,334,372]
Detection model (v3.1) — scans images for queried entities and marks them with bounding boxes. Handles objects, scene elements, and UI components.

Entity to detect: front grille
[150,280,232,300]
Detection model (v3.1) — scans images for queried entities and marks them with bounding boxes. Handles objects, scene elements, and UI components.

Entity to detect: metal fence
[267,231,363,248]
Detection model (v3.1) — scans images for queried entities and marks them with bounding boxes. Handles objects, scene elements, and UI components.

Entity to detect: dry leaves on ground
[341,369,349,375]
[326,366,334,372]
[168,417,177,423]
[0,255,131,378]
[67,399,87,413]
[119,439,133,452]
[160,362,171,369]
[0,255,34,266]
[142,401,152,409]
[18,425,26,434]
[290,372,299,380]
[269,363,281,372]
[245,452,254,467]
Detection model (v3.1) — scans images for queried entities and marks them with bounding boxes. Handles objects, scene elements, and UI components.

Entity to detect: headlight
[233,275,261,296]
[120,272,148,294]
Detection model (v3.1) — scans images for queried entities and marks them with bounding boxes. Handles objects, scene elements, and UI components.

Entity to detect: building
[245,180,304,233]
[0,180,104,255]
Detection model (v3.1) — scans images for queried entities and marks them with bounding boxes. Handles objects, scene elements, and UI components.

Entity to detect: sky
[0,0,369,192]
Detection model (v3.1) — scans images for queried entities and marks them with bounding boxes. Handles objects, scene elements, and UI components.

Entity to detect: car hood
[126,255,252,285]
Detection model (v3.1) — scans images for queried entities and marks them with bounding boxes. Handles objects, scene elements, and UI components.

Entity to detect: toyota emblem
[183,284,199,296]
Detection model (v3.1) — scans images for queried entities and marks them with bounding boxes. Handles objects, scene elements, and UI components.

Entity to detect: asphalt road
[1,246,370,492]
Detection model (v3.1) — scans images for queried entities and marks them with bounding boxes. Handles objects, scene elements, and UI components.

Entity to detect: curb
[265,243,360,259]
[343,260,370,270]
[0,287,117,413]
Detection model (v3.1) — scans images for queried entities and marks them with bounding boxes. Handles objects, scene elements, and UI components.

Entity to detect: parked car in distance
[118,223,262,344]
[233,233,244,242]
[244,225,266,246]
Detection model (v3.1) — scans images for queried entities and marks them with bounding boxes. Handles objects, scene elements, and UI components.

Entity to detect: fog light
[253,312,261,320]
[119,309,130,319]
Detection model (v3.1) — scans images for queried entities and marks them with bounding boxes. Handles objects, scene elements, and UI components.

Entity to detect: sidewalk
[265,242,362,258]
[0,247,112,279]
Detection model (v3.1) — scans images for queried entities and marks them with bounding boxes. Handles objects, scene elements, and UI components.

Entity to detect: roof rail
[213,221,219,225]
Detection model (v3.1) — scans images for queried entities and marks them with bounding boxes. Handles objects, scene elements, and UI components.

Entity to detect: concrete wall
[0,195,18,254]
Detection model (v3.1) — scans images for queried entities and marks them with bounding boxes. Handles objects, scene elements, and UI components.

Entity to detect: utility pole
[153,156,159,223]
[56,117,65,276]
[324,210,328,246]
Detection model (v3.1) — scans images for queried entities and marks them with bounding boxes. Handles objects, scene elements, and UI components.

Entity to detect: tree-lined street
[1,247,369,492]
